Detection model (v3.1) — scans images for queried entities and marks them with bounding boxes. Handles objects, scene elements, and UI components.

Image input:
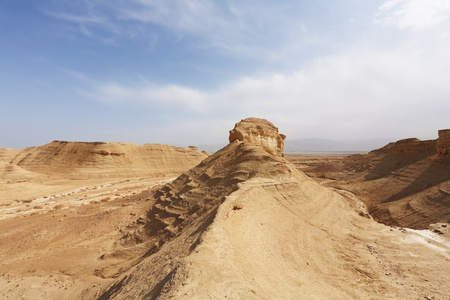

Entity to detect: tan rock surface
[229,117,286,156]
[10,140,206,179]
[0,141,207,206]
[97,119,449,299]
[437,129,450,156]
[1,121,449,300]
[287,136,450,229]
[0,141,207,299]
[389,138,436,154]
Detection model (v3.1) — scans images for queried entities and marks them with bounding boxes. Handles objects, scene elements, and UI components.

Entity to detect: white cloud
[44,1,320,63]
[83,81,208,112]
[81,41,450,141]
[58,1,450,143]
[376,0,450,30]
[45,11,107,24]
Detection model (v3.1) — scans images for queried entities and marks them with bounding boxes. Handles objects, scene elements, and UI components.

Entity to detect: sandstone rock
[390,138,436,154]
[372,138,436,154]
[8,141,207,179]
[229,117,286,156]
[436,129,450,156]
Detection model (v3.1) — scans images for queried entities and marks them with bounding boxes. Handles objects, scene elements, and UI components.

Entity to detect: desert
[4,1,450,299]
[0,118,449,299]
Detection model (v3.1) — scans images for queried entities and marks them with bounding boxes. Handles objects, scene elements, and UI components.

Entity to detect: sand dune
[1,120,449,299]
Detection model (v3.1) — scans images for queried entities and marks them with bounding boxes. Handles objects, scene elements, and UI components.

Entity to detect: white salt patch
[404,228,450,254]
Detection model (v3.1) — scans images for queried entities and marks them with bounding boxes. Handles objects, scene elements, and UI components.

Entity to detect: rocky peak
[229,117,286,156]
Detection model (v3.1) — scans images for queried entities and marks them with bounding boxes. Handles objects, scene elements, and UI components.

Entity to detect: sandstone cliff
[7,141,207,179]
[371,138,436,154]
[437,129,450,156]
[96,118,450,300]
[370,129,450,157]
[307,129,450,229]
[390,138,436,154]
[229,117,286,156]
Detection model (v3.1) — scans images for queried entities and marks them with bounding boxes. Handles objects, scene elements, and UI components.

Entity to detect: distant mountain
[284,138,393,153]
[197,138,393,154]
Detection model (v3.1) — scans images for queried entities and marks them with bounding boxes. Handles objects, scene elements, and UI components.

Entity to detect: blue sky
[1,0,450,149]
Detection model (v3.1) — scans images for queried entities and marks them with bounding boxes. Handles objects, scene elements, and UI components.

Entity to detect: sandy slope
[287,151,450,229]
[0,141,207,299]
[0,141,207,205]
[98,142,450,299]
[1,135,449,299]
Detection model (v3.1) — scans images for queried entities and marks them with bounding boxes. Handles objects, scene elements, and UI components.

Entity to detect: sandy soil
[1,144,449,299]
[0,177,170,299]
[96,143,450,299]
[0,142,206,299]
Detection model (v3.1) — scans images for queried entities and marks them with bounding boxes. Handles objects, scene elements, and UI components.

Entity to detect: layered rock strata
[370,129,450,156]
[436,129,450,156]
[390,138,436,154]
[229,117,286,156]
[7,140,207,179]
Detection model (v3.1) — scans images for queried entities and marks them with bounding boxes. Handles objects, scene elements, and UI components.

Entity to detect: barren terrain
[1,121,449,299]
[286,147,450,230]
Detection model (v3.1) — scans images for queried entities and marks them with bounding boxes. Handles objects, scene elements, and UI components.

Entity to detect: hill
[7,140,207,179]
[288,131,450,229]
[0,120,449,299]
[97,119,450,299]
[0,141,207,205]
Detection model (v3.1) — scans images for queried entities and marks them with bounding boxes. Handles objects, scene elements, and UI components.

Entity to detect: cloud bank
[4,0,449,148]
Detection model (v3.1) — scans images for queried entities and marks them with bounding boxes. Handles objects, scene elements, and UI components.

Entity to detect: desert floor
[0,149,449,299]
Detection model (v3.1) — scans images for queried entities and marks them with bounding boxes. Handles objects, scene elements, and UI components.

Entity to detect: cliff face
[229,117,286,156]
[390,138,436,154]
[436,129,450,156]
[370,129,450,156]
[97,118,450,300]
[7,141,207,179]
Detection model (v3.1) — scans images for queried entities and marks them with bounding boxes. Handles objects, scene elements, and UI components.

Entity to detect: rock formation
[370,129,450,156]
[389,138,436,154]
[7,140,207,179]
[229,117,286,156]
[96,118,450,300]
[313,129,450,229]
[437,129,450,156]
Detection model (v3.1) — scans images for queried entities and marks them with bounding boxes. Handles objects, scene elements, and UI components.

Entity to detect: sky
[1,0,450,149]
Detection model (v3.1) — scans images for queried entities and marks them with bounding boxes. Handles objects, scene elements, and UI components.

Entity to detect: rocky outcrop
[371,129,450,156]
[436,129,450,157]
[390,138,436,154]
[8,141,207,179]
[229,117,286,156]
